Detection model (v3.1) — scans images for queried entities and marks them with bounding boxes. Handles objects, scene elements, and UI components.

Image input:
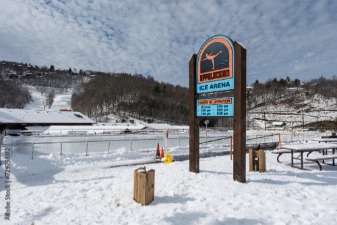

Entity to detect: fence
[1,134,228,159]
[0,130,327,162]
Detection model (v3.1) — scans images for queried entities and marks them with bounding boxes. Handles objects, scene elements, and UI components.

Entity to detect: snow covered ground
[1,145,337,225]
[1,85,337,224]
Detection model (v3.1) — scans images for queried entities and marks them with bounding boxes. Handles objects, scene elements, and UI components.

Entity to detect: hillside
[0,60,189,125]
[71,73,188,124]
[0,60,83,109]
[1,60,337,129]
[248,77,337,130]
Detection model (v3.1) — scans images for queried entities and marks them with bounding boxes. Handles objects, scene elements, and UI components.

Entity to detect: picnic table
[312,138,337,155]
[280,142,337,170]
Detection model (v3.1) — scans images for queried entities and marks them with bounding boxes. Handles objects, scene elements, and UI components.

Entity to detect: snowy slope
[23,86,45,111]
[24,86,72,111]
[49,90,72,111]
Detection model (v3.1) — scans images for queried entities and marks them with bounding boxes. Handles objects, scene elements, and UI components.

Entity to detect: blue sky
[0,0,336,86]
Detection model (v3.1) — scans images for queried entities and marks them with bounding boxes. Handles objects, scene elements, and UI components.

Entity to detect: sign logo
[196,35,234,94]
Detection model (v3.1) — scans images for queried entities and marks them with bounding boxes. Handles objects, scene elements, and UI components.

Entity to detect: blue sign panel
[197,79,234,94]
[196,97,234,117]
[196,35,235,94]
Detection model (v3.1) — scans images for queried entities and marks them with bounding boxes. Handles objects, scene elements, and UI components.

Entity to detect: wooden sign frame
[189,36,246,183]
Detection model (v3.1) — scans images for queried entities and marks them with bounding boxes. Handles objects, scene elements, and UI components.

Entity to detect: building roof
[0,108,95,125]
[272,121,286,126]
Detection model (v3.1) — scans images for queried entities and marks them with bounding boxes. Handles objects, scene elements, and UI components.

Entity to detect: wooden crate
[133,167,155,206]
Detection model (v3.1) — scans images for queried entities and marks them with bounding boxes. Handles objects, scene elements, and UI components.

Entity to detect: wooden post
[189,54,200,173]
[249,149,254,171]
[258,150,266,172]
[134,167,155,206]
[233,42,246,182]
[133,167,142,201]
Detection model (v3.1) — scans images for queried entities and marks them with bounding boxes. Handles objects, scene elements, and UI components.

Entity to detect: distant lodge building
[0,108,95,135]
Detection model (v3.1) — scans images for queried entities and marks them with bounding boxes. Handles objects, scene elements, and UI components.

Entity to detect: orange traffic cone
[155,143,160,159]
[160,147,165,159]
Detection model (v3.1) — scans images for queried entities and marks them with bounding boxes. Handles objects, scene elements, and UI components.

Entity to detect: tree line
[248,76,337,110]
[71,73,189,124]
[0,77,31,108]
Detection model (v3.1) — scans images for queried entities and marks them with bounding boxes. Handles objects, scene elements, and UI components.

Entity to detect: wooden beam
[189,54,200,173]
[233,41,247,182]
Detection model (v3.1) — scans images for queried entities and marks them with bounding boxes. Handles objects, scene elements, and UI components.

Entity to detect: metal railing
[0,130,327,161]
[1,135,190,159]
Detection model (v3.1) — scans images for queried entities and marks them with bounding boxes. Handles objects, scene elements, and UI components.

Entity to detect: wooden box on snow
[133,167,155,205]
[249,149,266,173]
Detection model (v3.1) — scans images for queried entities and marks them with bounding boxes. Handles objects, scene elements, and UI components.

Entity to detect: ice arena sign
[189,35,247,183]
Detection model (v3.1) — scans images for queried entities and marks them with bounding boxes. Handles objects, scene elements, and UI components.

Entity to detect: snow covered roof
[272,121,286,126]
[0,108,95,125]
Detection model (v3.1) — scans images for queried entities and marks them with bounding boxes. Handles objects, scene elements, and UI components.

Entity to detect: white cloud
[0,0,336,86]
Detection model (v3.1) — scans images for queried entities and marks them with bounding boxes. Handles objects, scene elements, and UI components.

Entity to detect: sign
[189,36,246,182]
[196,35,234,94]
[196,97,234,117]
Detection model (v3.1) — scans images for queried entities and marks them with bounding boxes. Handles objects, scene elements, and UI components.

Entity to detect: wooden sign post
[189,54,200,173]
[233,41,246,182]
[189,35,246,182]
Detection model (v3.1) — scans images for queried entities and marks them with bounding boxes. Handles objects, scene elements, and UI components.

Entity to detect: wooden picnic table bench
[271,148,314,163]
[272,149,291,163]
[274,143,337,170]
[305,155,337,171]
